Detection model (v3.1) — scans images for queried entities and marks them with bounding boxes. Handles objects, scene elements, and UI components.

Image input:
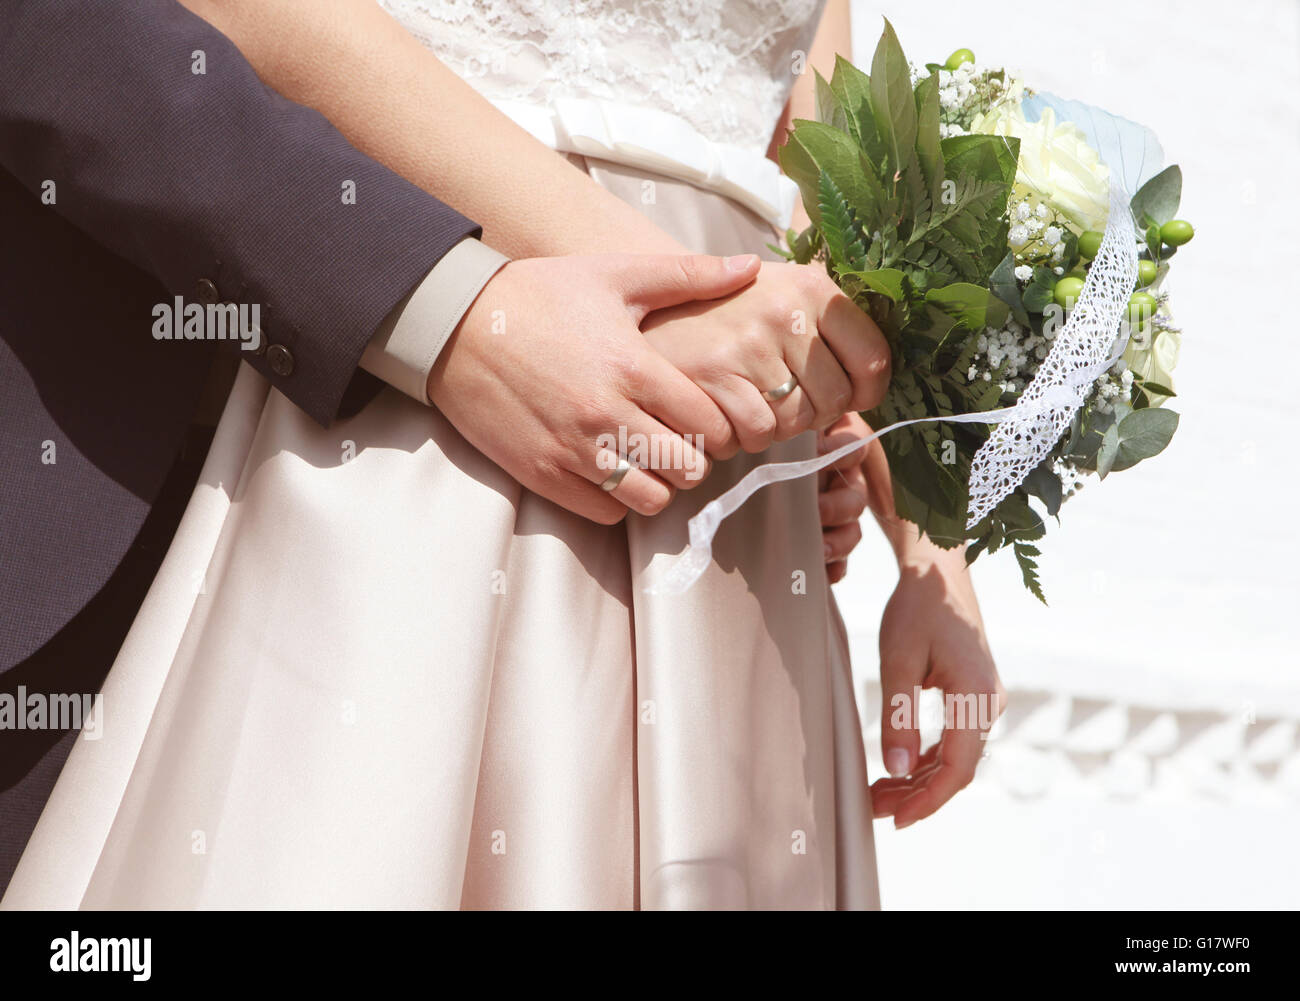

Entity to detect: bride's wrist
[890,523,967,578]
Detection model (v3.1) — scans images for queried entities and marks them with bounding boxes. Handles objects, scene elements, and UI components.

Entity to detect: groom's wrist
[360,237,509,404]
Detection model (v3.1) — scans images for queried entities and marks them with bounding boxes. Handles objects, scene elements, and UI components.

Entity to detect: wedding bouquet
[775,21,1192,600]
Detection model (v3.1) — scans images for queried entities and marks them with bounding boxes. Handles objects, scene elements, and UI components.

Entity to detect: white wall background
[842,0,1300,908]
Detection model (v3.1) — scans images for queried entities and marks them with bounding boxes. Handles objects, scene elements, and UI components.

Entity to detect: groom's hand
[427,253,761,524]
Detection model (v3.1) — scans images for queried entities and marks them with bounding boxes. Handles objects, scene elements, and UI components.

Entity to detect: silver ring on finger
[762,373,799,402]
[599,456,634,492]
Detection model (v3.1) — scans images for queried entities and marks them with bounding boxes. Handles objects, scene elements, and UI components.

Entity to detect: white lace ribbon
[649,182,1138,596]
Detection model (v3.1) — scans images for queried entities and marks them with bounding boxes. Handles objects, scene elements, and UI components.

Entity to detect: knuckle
[677,455,710,488]
[795,263,831,298]
[614,351,651,396]
[595,504,628,526]
[573,393,613,434]
[637,484,674,516]
[749,409,778,441]
[675,255,701,289]
[704,412,733,447]
[858,352,891,390]
[739,323,775,357]
[706,346,744,379]
[522,451,560,490]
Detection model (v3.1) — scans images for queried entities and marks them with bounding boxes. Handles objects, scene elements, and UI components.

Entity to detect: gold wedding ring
[599,456,634,492]
[762,374,798,402]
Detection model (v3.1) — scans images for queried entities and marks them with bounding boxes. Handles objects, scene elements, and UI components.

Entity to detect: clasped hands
[426,251,890,531]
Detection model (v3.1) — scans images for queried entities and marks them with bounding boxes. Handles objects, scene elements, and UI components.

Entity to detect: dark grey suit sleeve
[0,0,480,425]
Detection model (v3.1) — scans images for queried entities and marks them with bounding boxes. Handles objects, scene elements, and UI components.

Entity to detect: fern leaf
[1014,542,1047,604]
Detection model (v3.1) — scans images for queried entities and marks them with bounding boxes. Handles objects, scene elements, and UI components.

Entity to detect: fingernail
[725,253,759,271]
[894,817,916,831]
[824,542,833,559]
[885,748,910,778]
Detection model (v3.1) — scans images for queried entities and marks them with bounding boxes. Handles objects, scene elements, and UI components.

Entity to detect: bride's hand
[640,262,890,454]
[868,546,1006,829]
[428,253,759,524]
[817,412,872,583]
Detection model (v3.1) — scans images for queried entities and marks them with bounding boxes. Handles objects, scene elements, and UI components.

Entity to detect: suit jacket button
[266,343,294,376]
[195,278,220,304]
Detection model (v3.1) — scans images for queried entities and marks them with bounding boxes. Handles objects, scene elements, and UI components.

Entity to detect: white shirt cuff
[360,237,509,404]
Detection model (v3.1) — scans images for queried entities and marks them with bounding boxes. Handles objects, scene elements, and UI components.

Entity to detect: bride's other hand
[849,412,1005,826]
[869,544,1006,829]
[640,262,890,454]
[816,412,872,583]
[427,253,759,524]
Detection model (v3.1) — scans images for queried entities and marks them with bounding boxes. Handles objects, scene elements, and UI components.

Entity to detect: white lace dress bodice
[377,0,826,226]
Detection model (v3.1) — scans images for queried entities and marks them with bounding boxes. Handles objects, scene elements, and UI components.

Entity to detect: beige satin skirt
[4,159,879,910]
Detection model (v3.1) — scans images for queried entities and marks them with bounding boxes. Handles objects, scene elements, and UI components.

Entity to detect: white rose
[971,103,1110,234]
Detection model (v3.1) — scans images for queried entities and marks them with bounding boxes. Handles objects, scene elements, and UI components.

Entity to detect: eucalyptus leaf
[1130,165,1182,227]
[1110,407,1179,471]
[990,251,1030,325]
[1097,422,1121,479]
[1023,460,1063,517]
[1069,408,1116,466]
[1022,268,1056,313]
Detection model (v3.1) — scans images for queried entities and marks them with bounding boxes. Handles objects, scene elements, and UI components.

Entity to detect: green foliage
[1096,407,1179,479]
[990,251,1030,326]
[1014,543,1047,604]
[776,20,1183,598]
[1020,266,1057,313]
[817,173,867,271]
[780,20,1038,578]
[1130,165,1182,229]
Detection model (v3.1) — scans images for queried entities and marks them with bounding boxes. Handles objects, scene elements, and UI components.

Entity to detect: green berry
[1160,219,1194,246]
[1137,260,1158,286]
[1053,276,1085,309]
[1076,231,1104,260]
[1127,291,1158,326]
[944,48,975,70]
